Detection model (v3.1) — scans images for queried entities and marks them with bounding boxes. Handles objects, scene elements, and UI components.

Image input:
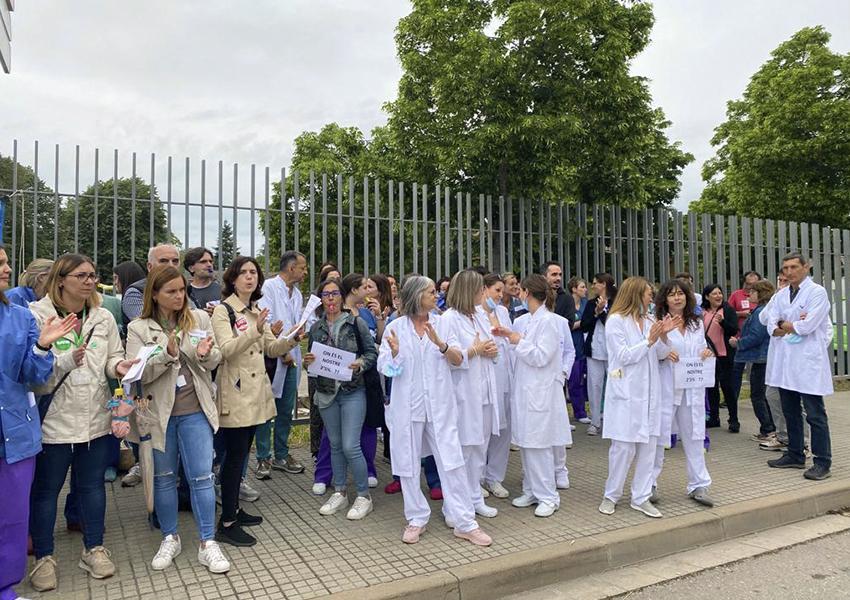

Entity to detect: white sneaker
[534,501,558,517]
[151,534,182,571]
[198,540,230,574]
[598,498,616,515]
[630,500,662,518]
[587,424,600,436]
[556,477,570,490]
[319,492,349,516]
[570,424,576,431]
[121,464,142,487]
[511,494,537,508]
[312,482,327,495]
[367,476,378,488]
[578,417,592,424]
[474,503,498,518]
[346,496,373,520]
[480,485,490,498]
[239,478,261,502]
[484,481,509,499]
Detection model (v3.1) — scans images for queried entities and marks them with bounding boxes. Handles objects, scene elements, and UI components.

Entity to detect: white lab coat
[764,277,834,397]
[510,307,571,448]
[258,276,303,397]
[658,322,709,442]
[487,304,514,429]
[442,308,501,446]
[377,314,465,478]
[513,312,576,382]
[602,313,664,444]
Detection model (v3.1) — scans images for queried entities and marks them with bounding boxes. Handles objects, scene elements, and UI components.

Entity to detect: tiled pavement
[22,391,850,600]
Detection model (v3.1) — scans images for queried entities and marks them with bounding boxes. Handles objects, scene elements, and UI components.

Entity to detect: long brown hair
[520,274,555,311]
[610,276,650,320]
[655,279,700,329]
[44,254,102,313]
[141,266,196,333]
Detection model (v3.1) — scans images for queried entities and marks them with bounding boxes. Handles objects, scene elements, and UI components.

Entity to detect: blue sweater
[734,305,770,363]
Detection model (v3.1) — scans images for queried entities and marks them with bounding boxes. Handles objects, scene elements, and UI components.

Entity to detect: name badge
[189,329,207,346]
[234,317,249,336]
[740,300,750,310]
[176,374,187,389]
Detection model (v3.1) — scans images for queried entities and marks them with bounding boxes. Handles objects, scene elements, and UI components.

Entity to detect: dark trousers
[30,436,110,558]
[732,360,747,404]
[746,362,775,434]
[780,388,832,469]
[308,377,324,457]
[219,426,256,523]
[707,355,738,425]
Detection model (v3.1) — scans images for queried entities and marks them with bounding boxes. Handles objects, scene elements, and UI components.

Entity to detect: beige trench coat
[211,294,298,428]
[125,310,222,452]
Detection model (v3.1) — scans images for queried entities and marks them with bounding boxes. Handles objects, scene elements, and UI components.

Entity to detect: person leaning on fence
[27,254,137,592]
[764,252,834,481]
[378,275,492,547]
[652,279,715,508]
[125,265,231,574]
[701,284,740,431]
[0,244,77,600]
[4,257,54,307]
[303,278,378,520]
[211,256,301,548]
[730,279,776,443]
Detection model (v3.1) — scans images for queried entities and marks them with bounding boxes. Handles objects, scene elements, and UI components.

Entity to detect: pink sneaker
[402,525,425,544]
[454,527,492,547]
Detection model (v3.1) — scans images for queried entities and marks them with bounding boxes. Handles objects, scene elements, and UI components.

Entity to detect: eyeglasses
[66,272,99,283]
[320,290,342,298]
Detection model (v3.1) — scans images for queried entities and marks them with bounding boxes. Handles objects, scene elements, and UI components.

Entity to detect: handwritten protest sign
[673,357,716,389]
[307,341,355,382]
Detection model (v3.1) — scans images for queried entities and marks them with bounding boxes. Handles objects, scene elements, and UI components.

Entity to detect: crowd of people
[0,241,836,599]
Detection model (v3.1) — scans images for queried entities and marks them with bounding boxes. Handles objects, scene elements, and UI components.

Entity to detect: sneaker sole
[121,480,140,488]
[690,496,715,507]
[759,445,786,451]
[78,560,115,579]
[214,532,256,548]
[804,472,832,481]
[239,494,261,502]
[768,462,806,469]
[199,556,231,574]
[255,472,271,480]
[347,506,373,520]
[630,504,662,518]
[272,464,305,474]
[453,531,492,546]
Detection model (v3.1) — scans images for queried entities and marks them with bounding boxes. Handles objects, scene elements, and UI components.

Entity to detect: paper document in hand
[307,341,356,382]
[121,345,159,385]
[285,294,323,339]
[673,357,716,389]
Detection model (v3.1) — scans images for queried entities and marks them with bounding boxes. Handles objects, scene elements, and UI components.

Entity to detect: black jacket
[553,288,576,323]
[703,303,739,358]
[580,296,613,359]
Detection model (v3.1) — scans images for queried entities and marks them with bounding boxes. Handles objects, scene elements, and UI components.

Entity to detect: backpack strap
[223,302,237,331]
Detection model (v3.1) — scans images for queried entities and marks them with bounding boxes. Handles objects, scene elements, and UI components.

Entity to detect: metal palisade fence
[2,139,849,376]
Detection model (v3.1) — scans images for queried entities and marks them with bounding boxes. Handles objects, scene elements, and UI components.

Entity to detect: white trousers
[553,445,569,488]
[399,420,479,533]
[587,358,607,427]
[520,447,559,506]
[484,426,511,485]
[604,437,657,506]
[652,405,711,494]
[462,403,493,507]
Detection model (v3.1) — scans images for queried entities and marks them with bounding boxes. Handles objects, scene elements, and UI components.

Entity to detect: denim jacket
[734,304,769,363]
[308,312,377,396]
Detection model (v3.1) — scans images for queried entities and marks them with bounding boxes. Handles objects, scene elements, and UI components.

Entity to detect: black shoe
[236,508,263,527]
[728,421,740,433]
[706,419,721,429]
[215,522,257,547]
[804,464,832,481]
[767,454,806,469]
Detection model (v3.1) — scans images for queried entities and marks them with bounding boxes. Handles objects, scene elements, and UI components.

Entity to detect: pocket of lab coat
[524,382,548,412]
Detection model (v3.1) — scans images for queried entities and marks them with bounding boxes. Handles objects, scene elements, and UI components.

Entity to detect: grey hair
[782,251,809,266]
[279,250,305,272]
[399,275,434,317]
[148,243,179,264]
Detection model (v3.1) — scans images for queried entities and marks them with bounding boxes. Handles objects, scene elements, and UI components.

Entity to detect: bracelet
[111,416,129,422]
[36,342,51,352]
[440,342,448,354]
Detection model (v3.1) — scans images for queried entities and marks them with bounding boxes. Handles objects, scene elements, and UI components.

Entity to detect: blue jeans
[780,388,832,469]
[30,435,110,557]
[319,387,368,496]
[255,366,298,461]
[153,411,217,541]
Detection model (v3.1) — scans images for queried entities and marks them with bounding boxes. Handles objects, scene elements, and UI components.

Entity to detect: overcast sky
[3,0,849,219]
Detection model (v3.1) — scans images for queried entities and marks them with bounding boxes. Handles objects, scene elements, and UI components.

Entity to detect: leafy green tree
[215,220,239,268]
[60,177,170,279]
[691,26,850,227]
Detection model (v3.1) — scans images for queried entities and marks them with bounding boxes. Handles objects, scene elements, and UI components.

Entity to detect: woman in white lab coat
[652,280,715,508]
[598,277,679,519]
[377,275,492,547]
[493,274,571,517]
[442,270,501,518]
[480,273,514,499]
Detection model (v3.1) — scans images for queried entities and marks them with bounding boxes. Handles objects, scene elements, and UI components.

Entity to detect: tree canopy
[690,26,850,228]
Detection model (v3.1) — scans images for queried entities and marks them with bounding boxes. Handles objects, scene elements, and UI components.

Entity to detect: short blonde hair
[44,254,102,313]
[20,259,55,289]
[610,276,650,320]
[446,270,484,316]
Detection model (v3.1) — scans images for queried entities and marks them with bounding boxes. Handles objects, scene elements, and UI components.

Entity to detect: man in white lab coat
[764,252,833,480]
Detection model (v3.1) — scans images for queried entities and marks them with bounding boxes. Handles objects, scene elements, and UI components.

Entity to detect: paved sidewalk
[22,392,850,600]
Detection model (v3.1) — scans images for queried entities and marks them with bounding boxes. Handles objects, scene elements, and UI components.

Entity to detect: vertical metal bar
[149,154,156,250]
[507,196,514,273]
[626,209,636,277]
[322,173,328,265]
[518,197,525,276]
[467,193,473,268]
[673,211,684,276]
[833,230,845,376]
[184,157,190,251]
[435,185,441,278]
[563,205,571,276]
[32,141,39,262]
[778,220,787,257]
[10,140,17,283]
[843,230,850,376]
[264,167,270,272]
[113,150,119,266]
[580,204,589,278]
[398,182,405,277]
[801,224,810,266]
[250,164,256,258]
[348,177,355,274]
[422,184,428,277]
[93,148,99,266]
[754,218,764,277]
[810,224,821,285]
[309,171,316,283]
[790,221,799,252]
[556,200,564,272]
[479,194,486,268]
[53,144,59,258]
[363,177,369,275]
[641,209,651,282]
[444,188,450,274]
[337,174,343,267]
[486,195,494,272]
[375,179,382,275]
[728,215,739,288]
[538,199,545,267]
[714,214,726,290]
[131,153,138,260]
[412,183,419,274]
[701,213,713,284]
[201,160,207,249]
[293,171,300,254]
[766,219,776,283]
[658,208,669,283]
[232,163,239,258]
[217,161,223,272]
[526,200,534,275]
[280,168,286,258]
[741,217,751,274]
[74,145,80,253]
[388,181,395,277]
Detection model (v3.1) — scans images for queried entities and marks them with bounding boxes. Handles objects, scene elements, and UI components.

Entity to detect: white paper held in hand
[673,356,716,389]
[121,345,159,385]
[307,341,356,382]
[284,294,323,340]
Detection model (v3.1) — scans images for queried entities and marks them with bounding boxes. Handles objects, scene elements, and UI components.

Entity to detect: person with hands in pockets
[211,256,301,548]
[27,254,137,592]
[125,265,231,575]
[303,278,378,520]
[378,275,492,547]
[597,277,680,520]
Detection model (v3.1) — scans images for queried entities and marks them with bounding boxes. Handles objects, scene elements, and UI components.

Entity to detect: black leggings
[219,425,256,523]
[707,355,738,425]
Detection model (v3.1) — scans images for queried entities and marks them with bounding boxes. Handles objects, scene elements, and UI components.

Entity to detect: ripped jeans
[153,411,216,541]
